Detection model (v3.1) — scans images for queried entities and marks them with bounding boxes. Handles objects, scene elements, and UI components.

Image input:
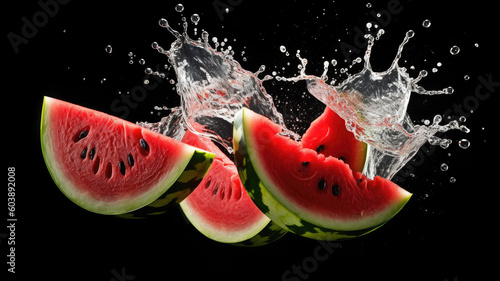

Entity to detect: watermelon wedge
[180,127,287,246]
[233,108,412,240]
[301,106,367,173]
[40,97,214,217]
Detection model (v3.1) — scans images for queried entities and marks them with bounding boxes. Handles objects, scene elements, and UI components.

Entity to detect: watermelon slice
[301,106,367,173]
[233,108,412,240]
[40,97,214,217]
[180,127,287,246]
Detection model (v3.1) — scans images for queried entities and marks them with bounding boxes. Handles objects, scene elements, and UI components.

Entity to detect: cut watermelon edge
[180,184,272,244]
[40,96,214,215]
[234,108,412,240]
[179,128,287,246]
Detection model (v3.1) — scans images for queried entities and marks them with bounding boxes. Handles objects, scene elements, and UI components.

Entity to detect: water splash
[139,13,468,181]
[140,18,296,153]
[137,106,185,140]
[283,30,464,179]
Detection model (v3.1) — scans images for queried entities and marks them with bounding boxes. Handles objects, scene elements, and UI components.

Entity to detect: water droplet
[128,60,134,64]
[159,18,168,28]
[432,67,438,73]
[139,58,145,65]
[450,45,460,55]
[191,14,200,25]
[439,139,452,149]
[145,68,153,74]
[331,59,337,67]
[143,79,149,85]
[376,29,385,40]
[440,163,448,171]
[422,19,431,28]
[175,3,184,12]
[151,42,159,50]
[280,45,286,53]
[464,75,470,81]
[449,177,456,183]
[460,125,470,133]
[406,30,415,38]
[105,45,112,54]
[433,114,442,124]
[474,43,479,48]
[101,78,106,84]
[458,139,470,149]
[459,116,466,122]
[366,3,372,8]
[202,31,209,43]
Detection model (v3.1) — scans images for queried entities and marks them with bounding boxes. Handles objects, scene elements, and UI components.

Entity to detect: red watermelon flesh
[302,106,367,173]
[234,108,411,235]
[40,97,214,215]
[180,127,282,244]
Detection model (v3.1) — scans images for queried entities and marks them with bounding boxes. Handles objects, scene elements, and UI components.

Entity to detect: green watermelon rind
[233,108,412,241]
[40,97,214,217]
[118,150,214,219]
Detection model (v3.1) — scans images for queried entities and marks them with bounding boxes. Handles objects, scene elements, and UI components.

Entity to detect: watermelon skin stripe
[118,151,214,219]
[233,108,410,241]
[234,220,287,247]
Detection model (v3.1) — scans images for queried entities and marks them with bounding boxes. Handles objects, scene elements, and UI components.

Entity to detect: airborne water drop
[440,163,448,171]
[175,3,184,12]
[458,139,470,149]
[450,45,460,55]
[191,14,200,25]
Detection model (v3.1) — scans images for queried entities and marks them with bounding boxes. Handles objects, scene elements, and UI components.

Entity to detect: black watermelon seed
[119,161,126,175]
[89,147,95,160]
[332,184,341,196]
[140,139,150,153]
[213,186,219,195]
[80,147,88,159]
[316,144,325,153]
[92,157,100,174]
[339,156,346,162]
[105,162,112,179]
[127,153,134,166]
[205,179,212,189]
[301,161,310,167]
[75,130,89,142]
[318,179,327,190]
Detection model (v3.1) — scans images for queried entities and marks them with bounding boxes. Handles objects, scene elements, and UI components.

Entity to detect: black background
[4,0,498,280]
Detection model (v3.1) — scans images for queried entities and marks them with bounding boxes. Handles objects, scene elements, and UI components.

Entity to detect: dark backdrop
[4,0,497,280]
